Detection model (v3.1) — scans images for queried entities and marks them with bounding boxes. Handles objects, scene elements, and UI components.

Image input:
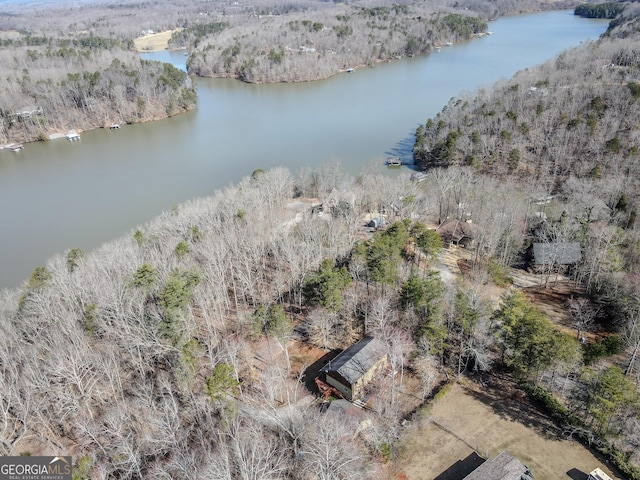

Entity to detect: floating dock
[5,143,24,152]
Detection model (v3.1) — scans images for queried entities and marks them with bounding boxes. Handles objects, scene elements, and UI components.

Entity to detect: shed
[531,242,582,266]
[437,219,477,248]
[368,217,385,229]
[463,451,532,480]
[319,337,387,401]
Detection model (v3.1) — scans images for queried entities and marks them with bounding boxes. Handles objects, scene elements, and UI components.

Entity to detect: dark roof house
[531,242,582,266]
[319,337,387,402]
[463,451,532,480]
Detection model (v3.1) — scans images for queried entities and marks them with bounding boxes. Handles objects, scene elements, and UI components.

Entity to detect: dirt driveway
[390,381,619,480]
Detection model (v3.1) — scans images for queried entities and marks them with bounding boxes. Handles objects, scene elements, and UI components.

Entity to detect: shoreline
[1,105,195,147]
[3,7,595,147]
[0,8,609,292]
[190,39,467,85]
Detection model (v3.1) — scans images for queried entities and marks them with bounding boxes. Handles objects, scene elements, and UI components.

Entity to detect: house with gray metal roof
[319,337,387,401]
[531,242,582,269]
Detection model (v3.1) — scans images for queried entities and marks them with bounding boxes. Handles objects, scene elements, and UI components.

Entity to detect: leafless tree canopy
[1,0,640,477]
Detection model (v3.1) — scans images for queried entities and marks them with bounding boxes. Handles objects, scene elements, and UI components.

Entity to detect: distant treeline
[575,2,626,19]
[186,8,488,83]
[168,21,229,49]
[0,35,133,49]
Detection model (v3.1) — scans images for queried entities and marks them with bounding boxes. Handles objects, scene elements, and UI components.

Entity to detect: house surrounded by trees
[318,337,387,402]
[530,242,582,271]
[437,219,477,248]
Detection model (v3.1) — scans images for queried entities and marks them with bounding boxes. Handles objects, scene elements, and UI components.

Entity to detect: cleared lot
[391,381,620,480]
[133,29,181,52]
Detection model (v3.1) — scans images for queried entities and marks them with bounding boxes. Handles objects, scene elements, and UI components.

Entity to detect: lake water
[0,11,608,290]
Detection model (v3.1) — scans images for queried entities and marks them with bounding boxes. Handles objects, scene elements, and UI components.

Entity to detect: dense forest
[180,0,577,82]
[413,2,640,286]
[1,0,640,479]
[183,6,488,83]
[0,32,195,144]
[575,1,626,18]
[3,161,640,478]
[0,0,217,144]
[0,42,195,144]
[410,3,640,476]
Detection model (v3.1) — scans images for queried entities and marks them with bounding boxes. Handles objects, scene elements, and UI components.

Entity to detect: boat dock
[66,130,80,141]
[386,158,402,166]
[4,143,24,152]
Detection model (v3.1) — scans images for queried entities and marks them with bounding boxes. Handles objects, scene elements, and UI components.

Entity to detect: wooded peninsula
[1,0,640,479]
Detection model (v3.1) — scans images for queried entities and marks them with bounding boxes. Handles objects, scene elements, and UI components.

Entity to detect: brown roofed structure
[437,219,477,248]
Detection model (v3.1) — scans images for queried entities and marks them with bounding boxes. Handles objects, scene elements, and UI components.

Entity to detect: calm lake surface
[0,11,608,290]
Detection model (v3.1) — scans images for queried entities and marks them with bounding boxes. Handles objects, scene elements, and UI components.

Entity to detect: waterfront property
[5,143,24,152]
[14,105,43,119]
[0,11,609,291]
[386,158,402,166]
[410,172,428,183]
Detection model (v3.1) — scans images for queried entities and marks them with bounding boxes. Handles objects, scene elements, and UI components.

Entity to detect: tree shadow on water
[385,131,418,169]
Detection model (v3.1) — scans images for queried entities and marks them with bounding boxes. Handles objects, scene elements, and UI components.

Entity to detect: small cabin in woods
[530,242,582,271]
[437,219,477,248]
[318,337,387,402]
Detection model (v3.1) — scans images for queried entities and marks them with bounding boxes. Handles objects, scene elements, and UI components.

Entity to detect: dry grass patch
[133,29,182,52]
[390,381,620,480]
